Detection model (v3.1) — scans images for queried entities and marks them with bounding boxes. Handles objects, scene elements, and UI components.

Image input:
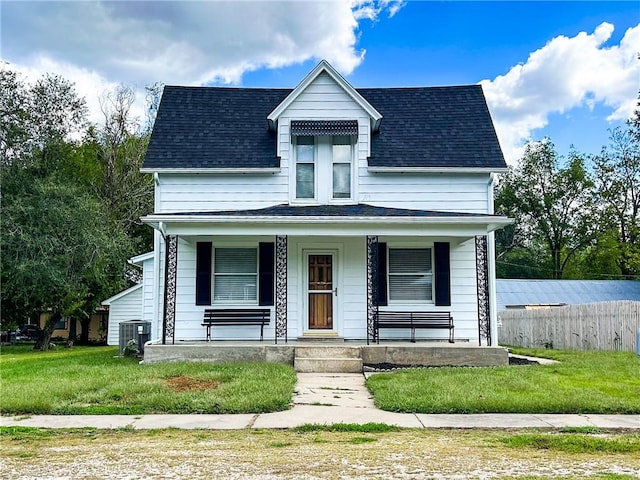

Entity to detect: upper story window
[332,135,352,199]
[295,136,315,199]
[293,131,355,203]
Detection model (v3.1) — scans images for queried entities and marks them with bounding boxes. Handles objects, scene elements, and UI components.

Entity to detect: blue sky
[2,1,638,163]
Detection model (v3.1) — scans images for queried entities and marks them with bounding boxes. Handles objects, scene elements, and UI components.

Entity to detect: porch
[142,340,509,371]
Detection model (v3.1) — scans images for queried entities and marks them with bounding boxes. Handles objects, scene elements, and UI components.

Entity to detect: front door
[308,254,334,329]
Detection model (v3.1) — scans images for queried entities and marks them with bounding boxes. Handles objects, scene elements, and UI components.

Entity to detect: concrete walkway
[2,373,639,430]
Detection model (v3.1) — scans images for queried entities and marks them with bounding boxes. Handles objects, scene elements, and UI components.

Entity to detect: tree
[591,102,640,278]
[1,173,131,349]
[0,66,87,165]
[96,84,154,248]
[0,67,135,349]
[496,140,595,279]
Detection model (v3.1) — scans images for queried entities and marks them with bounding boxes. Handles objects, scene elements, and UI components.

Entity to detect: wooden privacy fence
[498,301,640,352]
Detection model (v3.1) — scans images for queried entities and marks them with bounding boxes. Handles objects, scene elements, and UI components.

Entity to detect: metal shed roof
[496,279,640,312]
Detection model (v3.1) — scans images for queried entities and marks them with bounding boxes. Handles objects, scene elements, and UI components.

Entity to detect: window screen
[388,248,433,302]
[213,248,258,302]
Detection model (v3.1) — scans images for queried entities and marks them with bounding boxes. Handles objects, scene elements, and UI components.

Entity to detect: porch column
[366,235,379,344]
[275,235,288,343]
[475,235,491,346]
[162,235,178,345]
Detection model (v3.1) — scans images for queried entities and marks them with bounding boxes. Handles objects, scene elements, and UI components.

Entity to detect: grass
[366,349,640,414]
[2,427,639,479]
[498,431,640,454]
[0,345,296,415]
[294,422,401,433]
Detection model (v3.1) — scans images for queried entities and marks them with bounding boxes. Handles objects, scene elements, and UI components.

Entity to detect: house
[130,60,511,347]
[496,279,640,312]
[103,252,155,346]
[36,310,107,344]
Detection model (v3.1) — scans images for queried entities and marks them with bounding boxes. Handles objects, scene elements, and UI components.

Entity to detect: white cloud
[1,1,405,86]
[481,22,640,164]
[7,56,138,129]
[2,1,404,126]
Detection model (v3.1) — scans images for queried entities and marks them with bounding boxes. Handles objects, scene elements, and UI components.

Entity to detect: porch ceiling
[142,203,512,238]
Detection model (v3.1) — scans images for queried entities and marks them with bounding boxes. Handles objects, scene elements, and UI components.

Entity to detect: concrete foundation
[143,341,509,370]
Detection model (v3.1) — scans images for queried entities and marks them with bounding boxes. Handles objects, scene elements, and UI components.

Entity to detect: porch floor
[143,340,509,371]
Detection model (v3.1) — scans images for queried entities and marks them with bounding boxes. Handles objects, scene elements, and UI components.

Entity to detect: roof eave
[128,251,154,266]
[140,167,281,174]
[368,166,509,174]
[142,213,513,232]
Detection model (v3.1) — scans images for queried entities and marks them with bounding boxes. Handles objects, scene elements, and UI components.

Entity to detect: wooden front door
[308,254,334,329]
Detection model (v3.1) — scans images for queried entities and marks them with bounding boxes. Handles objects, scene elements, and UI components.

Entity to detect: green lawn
[3,345,639,416]
[366,349,640,414]
[0,345,296,415]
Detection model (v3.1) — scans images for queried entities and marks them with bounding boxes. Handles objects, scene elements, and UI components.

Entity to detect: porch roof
[142,203,512,237]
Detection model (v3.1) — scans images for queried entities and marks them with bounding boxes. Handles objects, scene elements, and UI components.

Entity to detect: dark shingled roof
[145,87,290,169]
[143,84,506,170]
[168,203,500,218]
[359,86,505,169]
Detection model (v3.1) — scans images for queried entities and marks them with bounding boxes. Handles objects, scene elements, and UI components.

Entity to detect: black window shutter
[259,242,275,306]
[195,242,212,305]
[434,242,451,306]
[376,242,388,306]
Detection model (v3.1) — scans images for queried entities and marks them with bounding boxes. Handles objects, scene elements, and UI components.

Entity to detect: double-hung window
[388,248,433,302]
[213,248,258,303]
[295,136,315,199]
[294,134,354,202]
[332,135,352,199]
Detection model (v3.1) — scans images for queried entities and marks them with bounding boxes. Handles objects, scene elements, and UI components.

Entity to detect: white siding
[359,172,491,213]
[141,257,155,323]
[157,173,289,213]
[165,235,479,343]
[375,238,479,342]
[169,236,276,341]
[106,286,143,346]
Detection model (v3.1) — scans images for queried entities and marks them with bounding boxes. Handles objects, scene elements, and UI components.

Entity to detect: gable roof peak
[267,59,382,131]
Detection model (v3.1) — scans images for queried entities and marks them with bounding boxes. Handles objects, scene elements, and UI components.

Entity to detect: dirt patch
[165,375,220,392]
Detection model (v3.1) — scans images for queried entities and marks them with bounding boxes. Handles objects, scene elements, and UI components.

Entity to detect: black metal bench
[373,311,454,344]
[202,308,271,341]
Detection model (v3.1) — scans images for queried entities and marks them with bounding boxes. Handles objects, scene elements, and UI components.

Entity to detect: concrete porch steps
[294,345,363,373]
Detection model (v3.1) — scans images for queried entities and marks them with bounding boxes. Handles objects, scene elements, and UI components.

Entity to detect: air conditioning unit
[119,320,151,355]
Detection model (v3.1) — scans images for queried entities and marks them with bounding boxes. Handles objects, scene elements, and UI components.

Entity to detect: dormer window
[332,135,352,199]
[295,136,315,199]
[291,121,357,204]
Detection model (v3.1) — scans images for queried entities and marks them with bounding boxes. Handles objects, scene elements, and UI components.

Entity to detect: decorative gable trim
[267,60,382,132]
[290,120,358,137]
